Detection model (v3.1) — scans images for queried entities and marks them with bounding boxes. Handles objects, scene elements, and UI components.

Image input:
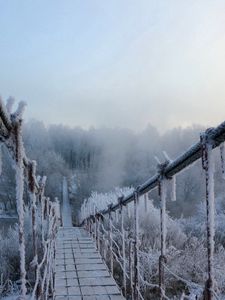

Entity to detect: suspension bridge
[54,177,124,299]
[0,96,225,299]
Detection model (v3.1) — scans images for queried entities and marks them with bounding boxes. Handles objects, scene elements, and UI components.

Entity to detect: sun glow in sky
[1,0,225,131]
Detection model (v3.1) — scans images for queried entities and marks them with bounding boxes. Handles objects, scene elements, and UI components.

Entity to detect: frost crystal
[6,96,15,114]
[170,175,176,202]
[14,101,27,120]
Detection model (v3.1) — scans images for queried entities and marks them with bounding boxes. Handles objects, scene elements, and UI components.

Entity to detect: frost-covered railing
[0,97,60,300]
[79,121,225,300]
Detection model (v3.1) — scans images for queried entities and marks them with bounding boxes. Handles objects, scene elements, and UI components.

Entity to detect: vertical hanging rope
[201,129,216,300]
[29,161,38,263]
[0,98,60,300]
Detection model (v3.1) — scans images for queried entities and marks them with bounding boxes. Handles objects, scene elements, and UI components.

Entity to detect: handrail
[82,119,225,300]
[84,120,225,217]
[0,97,59,299]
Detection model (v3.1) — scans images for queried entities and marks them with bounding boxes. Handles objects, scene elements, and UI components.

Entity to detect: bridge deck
[54,227,124,300]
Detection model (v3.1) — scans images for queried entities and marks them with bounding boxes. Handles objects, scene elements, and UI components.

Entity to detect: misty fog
[1,118,217,218]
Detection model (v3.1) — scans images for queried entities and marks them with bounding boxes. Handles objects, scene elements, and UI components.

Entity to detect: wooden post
[97,214,101,251]
[94,216,96,245]
[133,189,140,300]
[103,225,107,262]
[28,161,39,298]
[159,178,167,300]
[121,198,127,298]
[109,210,113,275]
[201,132,216,300]
[129,240,135,300]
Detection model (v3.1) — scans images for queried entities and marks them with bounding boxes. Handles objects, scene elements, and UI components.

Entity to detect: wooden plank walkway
[61,177,73,227]
[54,227,124,300]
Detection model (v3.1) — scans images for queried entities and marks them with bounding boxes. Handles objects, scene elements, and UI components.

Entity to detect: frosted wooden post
[108,205,113,276]
[96,214,101,250]
[94,215,97,247]
[157,161,168,300]
[201,130,216,300]
[93,206,97,243]
[133,188,140,300]
[129,240,135,300]
[220,143,225,178]
[90,218,94,239]
[28,161,40,298]
[119,196,127,297]
[15,118,27,299]
[127,203,131,219]
[88,217,91,236]
[103,227,107,262]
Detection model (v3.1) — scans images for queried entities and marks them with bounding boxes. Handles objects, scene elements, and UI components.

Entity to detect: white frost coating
[30,254,38,269]
[206,142,215,280]
[162,151,176,202]
[121,205,126,296]
[16,160,27,297]
[31,244,47,300]
[170,175,176,202]
[41,196,46,244]
[160,178,167,255]
[134,191,140,290]
[41,175,47,186]
[219,142,225,179]
[128,203,131,218]
[154,156,161,164]
[162,151,171,162]
[40,203,58,299]
[6,96,15,114]
[79,187,133,223]
[14,101,27,120]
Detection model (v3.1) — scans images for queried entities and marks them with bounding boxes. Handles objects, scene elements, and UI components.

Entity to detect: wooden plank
[54,227,124,300]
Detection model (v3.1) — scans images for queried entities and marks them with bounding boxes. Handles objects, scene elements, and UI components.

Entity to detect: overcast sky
[1,0,225,132]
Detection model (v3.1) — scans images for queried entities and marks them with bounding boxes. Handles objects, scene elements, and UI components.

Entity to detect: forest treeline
[1,119,224,217]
